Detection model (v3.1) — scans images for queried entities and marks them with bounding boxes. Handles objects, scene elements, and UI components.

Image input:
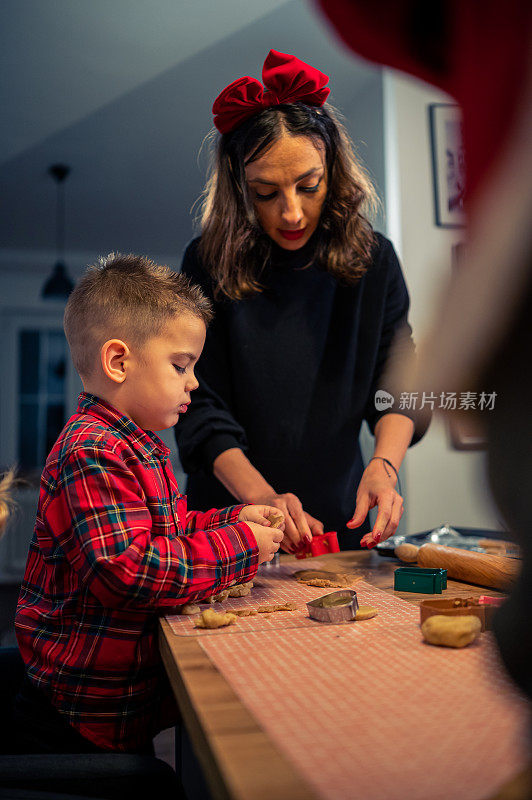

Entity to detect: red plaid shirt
[15,393,258,752]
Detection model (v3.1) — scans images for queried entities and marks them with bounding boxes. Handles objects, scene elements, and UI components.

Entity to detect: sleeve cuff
[222,504,247,524]
[216,521,260,586]
[369,408,431,446]
[202,434,246,472]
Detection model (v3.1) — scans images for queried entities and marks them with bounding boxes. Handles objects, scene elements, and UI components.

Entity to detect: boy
[14,253,283,755]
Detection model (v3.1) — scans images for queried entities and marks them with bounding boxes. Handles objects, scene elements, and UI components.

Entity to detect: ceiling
[0,0,295,163]
[0,0,381,266]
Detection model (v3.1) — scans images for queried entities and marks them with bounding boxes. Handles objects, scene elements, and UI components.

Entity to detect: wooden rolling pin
[477,538,520,557]
[395,543,520,590]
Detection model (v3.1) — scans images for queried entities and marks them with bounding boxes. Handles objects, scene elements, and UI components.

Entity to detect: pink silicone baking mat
[195,582,530,800]
[165,561,371,636]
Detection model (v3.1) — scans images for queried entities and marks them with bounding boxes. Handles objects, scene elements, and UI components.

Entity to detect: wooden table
[159,551,507,800]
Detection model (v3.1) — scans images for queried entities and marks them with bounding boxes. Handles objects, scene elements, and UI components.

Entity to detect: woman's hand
[346,460,404,547]
[249,492,323,552]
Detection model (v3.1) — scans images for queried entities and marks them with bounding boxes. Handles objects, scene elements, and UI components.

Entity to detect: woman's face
[245,134,328,250]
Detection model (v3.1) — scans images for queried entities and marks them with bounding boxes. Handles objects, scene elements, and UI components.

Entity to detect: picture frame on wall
[429,103,466,228]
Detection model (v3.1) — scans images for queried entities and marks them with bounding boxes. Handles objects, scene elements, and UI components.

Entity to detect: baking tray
[376,524,514,558]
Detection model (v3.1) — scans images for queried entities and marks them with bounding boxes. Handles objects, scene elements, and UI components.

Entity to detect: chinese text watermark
[375,391,497,411]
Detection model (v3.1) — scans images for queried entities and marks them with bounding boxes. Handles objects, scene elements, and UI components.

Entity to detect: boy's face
[122,312,206,431]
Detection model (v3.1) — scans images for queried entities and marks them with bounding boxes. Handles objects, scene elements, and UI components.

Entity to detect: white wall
[383,70,501,533]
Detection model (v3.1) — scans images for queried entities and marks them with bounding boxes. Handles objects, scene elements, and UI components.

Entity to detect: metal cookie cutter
[307,590,359,623]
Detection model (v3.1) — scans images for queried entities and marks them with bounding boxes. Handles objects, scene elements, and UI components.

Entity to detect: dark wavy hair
[197,102,379,300]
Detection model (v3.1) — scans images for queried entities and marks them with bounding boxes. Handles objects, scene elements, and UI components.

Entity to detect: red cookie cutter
[478,595,505,606]
[295,531,340,559]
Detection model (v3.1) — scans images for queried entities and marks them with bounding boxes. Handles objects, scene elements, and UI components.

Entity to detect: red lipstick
[278,227,307,241]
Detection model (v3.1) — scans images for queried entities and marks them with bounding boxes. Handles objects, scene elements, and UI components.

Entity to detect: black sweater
[175,232,427,546]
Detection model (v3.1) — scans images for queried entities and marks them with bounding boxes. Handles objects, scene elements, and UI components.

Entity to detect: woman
[175,50,428,551]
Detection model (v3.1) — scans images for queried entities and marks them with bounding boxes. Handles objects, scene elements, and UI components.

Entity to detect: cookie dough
[302,579,338,588]
[451,597,479,608]
[355,605,378,621]
[421,614,481,648]
[302,578,355,588]
[228,581,253,598]
[257,602,297,613]
[195,609,237,629]
[179,603,201,615]
[229,608,258,617]
[209,590,230,604]
[268,512,284,529]
[294,570,359,588]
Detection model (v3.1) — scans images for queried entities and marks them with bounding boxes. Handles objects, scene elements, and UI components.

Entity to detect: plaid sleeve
[185,505,246,532]
[44,446,259,609]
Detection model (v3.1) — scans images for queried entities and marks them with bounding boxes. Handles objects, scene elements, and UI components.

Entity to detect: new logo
[374,390,394,411]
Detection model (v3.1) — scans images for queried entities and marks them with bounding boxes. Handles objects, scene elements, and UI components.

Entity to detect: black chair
[0,648,185,800]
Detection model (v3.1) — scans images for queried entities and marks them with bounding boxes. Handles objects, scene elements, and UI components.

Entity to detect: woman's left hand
[346,460,404,547]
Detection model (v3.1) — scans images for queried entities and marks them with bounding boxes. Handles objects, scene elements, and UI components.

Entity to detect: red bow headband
[212,49,330,134]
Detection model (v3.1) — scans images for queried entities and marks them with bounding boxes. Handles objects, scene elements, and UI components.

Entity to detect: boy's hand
[244,522,284,564]
[247,492,322,553]
[238,505,285,530]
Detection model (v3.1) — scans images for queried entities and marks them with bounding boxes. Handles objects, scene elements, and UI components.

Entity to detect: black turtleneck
[175,232,427,547]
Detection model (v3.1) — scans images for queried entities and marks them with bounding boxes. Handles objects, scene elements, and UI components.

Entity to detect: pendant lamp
[41,163,74,299]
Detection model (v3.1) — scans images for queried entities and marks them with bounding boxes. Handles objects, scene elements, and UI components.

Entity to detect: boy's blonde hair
[0,467,17,538]
[64,253,213,378]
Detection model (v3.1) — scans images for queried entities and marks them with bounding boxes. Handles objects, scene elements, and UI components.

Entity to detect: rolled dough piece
[421,614,481,648]
[228,584,251,598]
[179,603,201,615]
[209,590,230,604]
[302,578,342,588]
[257,602,298,613]
[267,512,284,529]
[295,570,352,586]
[355,605,378,620]
[195,609,237,629]
[303,577,363,588]
[451,597,478,608]
[230,608,258,617]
